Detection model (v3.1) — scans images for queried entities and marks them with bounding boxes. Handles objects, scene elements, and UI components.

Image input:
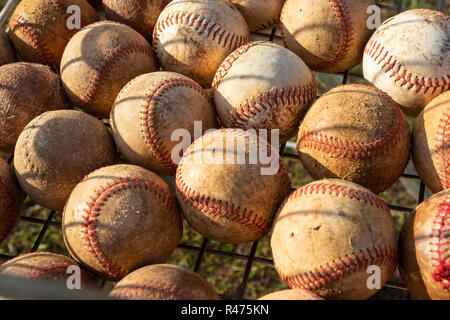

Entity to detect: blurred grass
[0,0,447,300]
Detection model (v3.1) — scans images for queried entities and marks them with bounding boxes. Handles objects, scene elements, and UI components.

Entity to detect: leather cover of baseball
[60,21,159,118]
[271,178,398,300]
[103,0,170,37]
[153,0,250,88]
[258,289,324,300]
[212,41,317,144]
[413,91,450,194]
[110,71,218,176]
[0,29,16,67]
[280,0,375,73]
[0,62,68,153]
[399,189,450,300]
[297,84,410,194]
[110,264,220,300]
[62,164,183,281]
[176,128,291,244]
[0,157,23,244]
[229,0,284,32]
[0,252,94,285]
[14,110,117,211]
[363,9,449,116]
[8,0,98,67]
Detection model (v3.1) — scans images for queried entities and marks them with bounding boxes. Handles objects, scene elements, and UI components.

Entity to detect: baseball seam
[275,246,397,290]
[176,128,290,235]
[436,108,450,190]
[430,197,450,290]
[286,182,390,210]
[280,0,354,71]
[9,14,55,65]
[297,84,406,159]
[251,16,280,32]
[81,176,177,279]
[140,78,211,172]
[79,42,154,105]
[114,280,184,299]
[364,23,450,94]
[152,11,250,58]
[29,262,72,278]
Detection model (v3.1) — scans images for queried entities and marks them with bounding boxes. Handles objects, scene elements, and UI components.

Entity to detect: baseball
[103,0,170,37]
[212,41,316,144]
[412,91,450,194]
[228,0,285,32]
[297,84,410,194]
[175,128,291,244]
[399,189,450,300]
[280,0,375,73]
[8,0,98,67]
[0,252,94,286]
[271,178,398,300]
[0,157,23,244]
[14,110,117,211]
[363,9,449,116]
[153,0,250,87]
[110,71,218,176]
[0,29,15,67]
[258,289,324,300]
[60,21,159,118]
[110,264,220,300]
[62,164,183,280]
[0,62,68,153]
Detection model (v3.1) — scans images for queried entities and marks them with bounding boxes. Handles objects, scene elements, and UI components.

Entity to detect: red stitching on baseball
[152,11,250,59]
[211,41,261,91]
[114,280,184,299]
[275,246,397,290]
[252,16,279,32]
[297,84,406,159]
[430,197,450,290]
[285,182,390,210]
[79,42,154,105]
[140,78,211,171]
[280,0,354,71]
[81,176,178,279]
[229,84,317,128]
[364,9,450,95]
[436,108,450,190]
[9,14,55,65]
[176,128,290,234]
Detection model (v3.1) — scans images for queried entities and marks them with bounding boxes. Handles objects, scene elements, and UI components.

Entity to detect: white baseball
[363,9,449,116]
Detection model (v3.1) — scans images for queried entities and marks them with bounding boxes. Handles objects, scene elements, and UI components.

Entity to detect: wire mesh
[0,0,447,300]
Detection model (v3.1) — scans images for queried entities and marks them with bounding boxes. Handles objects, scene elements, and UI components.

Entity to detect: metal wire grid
[0,0,447,300]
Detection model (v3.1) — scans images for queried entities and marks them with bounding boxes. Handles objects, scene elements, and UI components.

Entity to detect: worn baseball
[110,264,220,300]
[60,21,159,118]
[0,252,94,286]
[297,84,410,194]
[14,110,117,211]
[0,62,68,153]
[363,9,449,116]
[175,128,291,244]
[229,0,284,31]
[103,0,170,37]
[0,29,16,67]
[9,0,98,67]
[399,189,450,300]
[412,91,450,194]
[258,289,324,300]
[111,71,218,176]
[63,164,183,280]
[271,179,398,300]
[212,41,316,144]
[0,157,23,244]
[280,0,375,73]
[153,0,250,87]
